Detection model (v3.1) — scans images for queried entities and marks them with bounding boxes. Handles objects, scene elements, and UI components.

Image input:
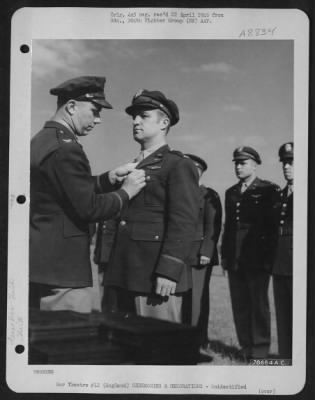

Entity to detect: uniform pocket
[194,229,204,241]
[131,222,164,241]
[144,171,164,206]
[250,194,262,205]
[63,215,86,237]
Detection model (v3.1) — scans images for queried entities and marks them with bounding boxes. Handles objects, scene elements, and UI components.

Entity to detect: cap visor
[125,103,157,115]
[233,156,251,162]
[93,99,113,109]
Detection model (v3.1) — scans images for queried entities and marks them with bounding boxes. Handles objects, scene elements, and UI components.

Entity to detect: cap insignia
[285,143,292,151]
[134,89,144,99]
[85,93,94,98]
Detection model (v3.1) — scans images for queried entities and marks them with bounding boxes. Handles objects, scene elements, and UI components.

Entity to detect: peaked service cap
[125,89,179,126]
[50,76,113,109]
[278,142,294,162]
[232,146,262,164]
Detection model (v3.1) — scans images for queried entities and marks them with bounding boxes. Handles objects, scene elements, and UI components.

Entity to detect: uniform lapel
[232,182,242,196]
[243,176,259,194]
[136,144,169,169]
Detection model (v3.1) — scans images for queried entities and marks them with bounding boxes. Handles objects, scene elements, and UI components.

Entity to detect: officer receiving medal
[103,89,200,323]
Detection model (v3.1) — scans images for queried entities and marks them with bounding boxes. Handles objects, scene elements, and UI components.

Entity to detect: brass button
[236,217,240,221]
[154,235,160,240]
[236,209,240,213]
[236,202,240,206]
[146,175,151,181]
[283,203,287,208]
[120,220,126,226]
[280,220,284,225]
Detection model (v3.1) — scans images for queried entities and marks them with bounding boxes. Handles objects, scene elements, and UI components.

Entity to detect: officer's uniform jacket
[273,187,293,276]
[222,177,279,272]
[188,185,222,267]
[105,144,200,294]
[30,121,129,288]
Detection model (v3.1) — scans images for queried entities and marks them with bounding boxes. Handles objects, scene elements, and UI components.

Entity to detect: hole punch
[20,44,30,53]
[16,195,26,204]
[15,345,25,354]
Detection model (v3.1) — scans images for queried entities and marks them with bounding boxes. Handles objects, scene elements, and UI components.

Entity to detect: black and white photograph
[6,7,309,395]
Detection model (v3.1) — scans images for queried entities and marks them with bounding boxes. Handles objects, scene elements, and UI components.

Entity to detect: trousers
[273,275,293,359]
[228,270,271,358]
[29,282,94,313]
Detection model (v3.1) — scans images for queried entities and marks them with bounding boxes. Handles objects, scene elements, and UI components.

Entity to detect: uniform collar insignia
[137,145,168,168]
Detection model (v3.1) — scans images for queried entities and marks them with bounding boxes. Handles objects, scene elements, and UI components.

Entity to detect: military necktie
[134,151,144,164]
[287,184,293,197]
[240,182,248,193]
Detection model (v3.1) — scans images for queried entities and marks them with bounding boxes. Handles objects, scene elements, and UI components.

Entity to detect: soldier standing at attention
[184,154,222,354]
[103,89,200,322]
[221,146,279,361]
[273,142,294,360]
[30,76,146,313]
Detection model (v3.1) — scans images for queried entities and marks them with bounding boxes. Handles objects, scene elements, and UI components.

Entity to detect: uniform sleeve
[154,157,200,282]
[94,172,121,193]
[265,184,281,265]
[200,190,222,258]
[220,190,229,261]
[45,143,129,222]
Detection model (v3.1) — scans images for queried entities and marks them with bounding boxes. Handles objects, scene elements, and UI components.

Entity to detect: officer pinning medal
[29,76,146,313]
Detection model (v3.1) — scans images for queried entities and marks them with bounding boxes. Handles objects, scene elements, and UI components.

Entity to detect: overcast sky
[31,39,293,199]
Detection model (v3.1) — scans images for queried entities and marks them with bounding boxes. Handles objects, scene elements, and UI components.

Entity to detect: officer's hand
[200,255,211,265]
[155,276,177,297]
[109,163,138,184]
[121,169,146,199]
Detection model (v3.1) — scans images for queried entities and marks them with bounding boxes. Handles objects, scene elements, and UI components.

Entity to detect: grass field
[204,266,278,365]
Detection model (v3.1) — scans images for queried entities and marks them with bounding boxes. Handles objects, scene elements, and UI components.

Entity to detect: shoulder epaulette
[205,187,219,199]
[56,129,77,145]
[227,183,239,192]
[169,149,185,158]
[261,179,281,191]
